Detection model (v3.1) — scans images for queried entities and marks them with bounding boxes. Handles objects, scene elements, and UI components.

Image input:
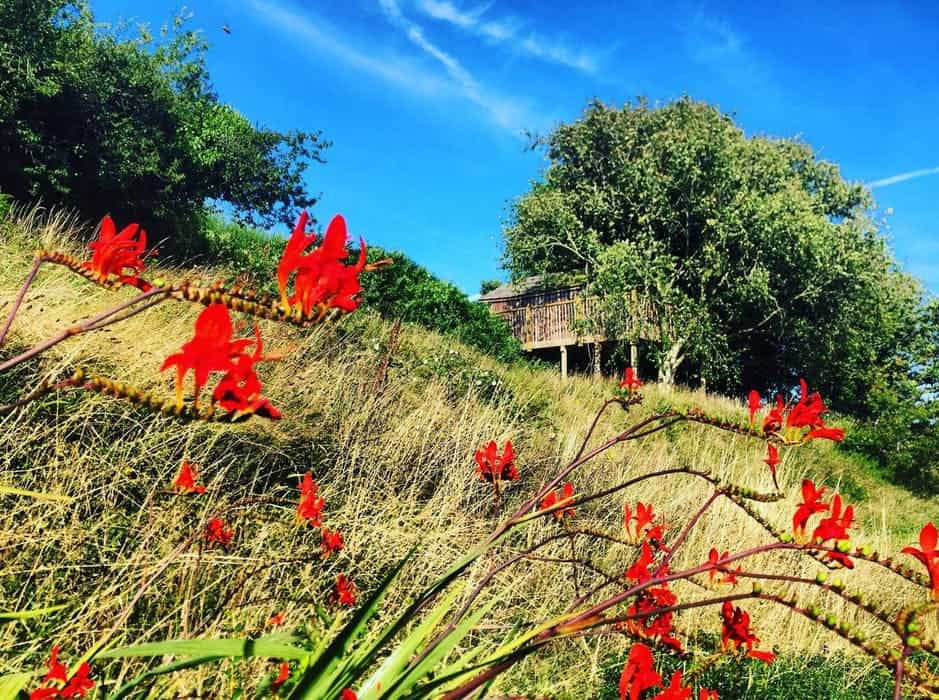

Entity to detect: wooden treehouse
[480,277,662,378]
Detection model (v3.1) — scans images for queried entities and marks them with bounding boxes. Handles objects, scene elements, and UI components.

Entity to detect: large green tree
[0,0,327,249]
[503,97,922,412]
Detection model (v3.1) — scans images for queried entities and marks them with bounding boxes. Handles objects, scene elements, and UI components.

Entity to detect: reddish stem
[0,255,45,347]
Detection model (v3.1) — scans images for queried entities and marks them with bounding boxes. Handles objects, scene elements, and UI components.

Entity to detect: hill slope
[1,207,937,698]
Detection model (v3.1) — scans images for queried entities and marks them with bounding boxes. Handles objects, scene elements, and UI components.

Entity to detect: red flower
[624,502,658,544]
[321,528,344,558]
[757,380,844,444]
[748,390,762,428]
[793,479,829,541]
[474,440,518,483]
[763,444,780,487]
[720,601,775,663]
[652,671,692,700]
[332,574,357,607]
[699,689,719,700]
[277,212,367,316]
[161,304,254,409]
[539,482,576,521]
[211,324,281,418]
[903,523,939,600]
[620,367,643,395]
[619,643,661,700]
[297,472,325,527]
[625,542,655,583]
[29,647,94,699]
[171,461,206,494]
[267,611,286,628]
[81,215,149,289]
[621,579,683,652]
[204,517,233,548]
[341,690,358,700]
[707,548,739,587]
[812,493,855,568]
[271,662,290,693]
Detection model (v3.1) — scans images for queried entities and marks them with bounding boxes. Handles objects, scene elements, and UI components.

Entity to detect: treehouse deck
[480,278,662,376]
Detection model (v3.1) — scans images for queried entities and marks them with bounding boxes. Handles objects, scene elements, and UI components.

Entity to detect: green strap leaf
[108,655,225,700]
[97,636,309,661]
[0,485,73,502]
[0,603,68,622]
[0,672,32,699]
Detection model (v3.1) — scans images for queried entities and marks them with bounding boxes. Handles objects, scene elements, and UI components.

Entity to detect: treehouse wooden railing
[489,292,663,351]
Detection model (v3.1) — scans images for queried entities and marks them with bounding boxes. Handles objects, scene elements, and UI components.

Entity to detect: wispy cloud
[416,0,597,73]
[377,0,532,129]
[249,0,447,95]
[867,167,939,189]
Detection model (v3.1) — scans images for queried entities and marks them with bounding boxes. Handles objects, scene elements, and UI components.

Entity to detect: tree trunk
[657,339,685,385]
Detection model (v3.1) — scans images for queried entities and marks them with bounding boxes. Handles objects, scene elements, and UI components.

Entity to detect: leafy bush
[360,245,523,363]
[0,0,327,250]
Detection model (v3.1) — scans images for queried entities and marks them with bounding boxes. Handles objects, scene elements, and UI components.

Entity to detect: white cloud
[415,0,597,73]
[249,0,447,95]
[867,167,939,189]
[377,0,532,129]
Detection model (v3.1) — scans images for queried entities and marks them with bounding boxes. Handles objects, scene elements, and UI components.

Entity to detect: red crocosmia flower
[321,528,344,558]
[332,574,357,607]
[619,367,643,395]
[341,690,358,700]
[720,601,775,663]
[763,443,781,489]
[805,426,846,442]
[297,472,325,527]
[619,642,662,700]
[82,215,150,290]
[171,461,206,494]
[699,689,719,700]
[652,671,692,700]
[271,662,290,693]
[29,647,94,700]
[204,517,233,548]
[793,479,829,541]
[623,582,682,652]
[625,542,655,583]
[812,493,855,568]
[748,390,762,429]
[761,394,785,435]
[903,523,939,600]
[161,304,254,409]
[277,212,367,316]
[707,548,740,587]
[474,440,518,484]
[267,611,286,628]
[624,502,658,544]
[211,323,281,418]
[540,482,576,521]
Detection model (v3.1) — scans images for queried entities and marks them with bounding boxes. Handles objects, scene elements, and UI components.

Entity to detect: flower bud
[815,571,828,584]
[907,636,921,648]
[836,540,852,553]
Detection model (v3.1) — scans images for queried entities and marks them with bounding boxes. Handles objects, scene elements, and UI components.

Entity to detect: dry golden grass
[1,205,937,698]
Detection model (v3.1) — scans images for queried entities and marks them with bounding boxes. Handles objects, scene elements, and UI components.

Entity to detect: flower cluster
[162,303,280,416]
[29,646,94,699]
[539,482,576,521]
[81,215,150,290]
[749,379,844,444]
[619,643,717,700]
[171,461,206,494]
[619,367,643,396]
[296,472,346,560]
[707,548,740,588]
[277,212,367,316]
[720,601,775,663]
[903,522,939,600]
[474,439,518,487]
[624,502,663,546]
[204,516,234,549]
[793,479,855,567]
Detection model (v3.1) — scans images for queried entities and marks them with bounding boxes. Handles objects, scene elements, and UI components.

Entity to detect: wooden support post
[630,342,638,370]
[560,344,568,380]
[593,341,602,376]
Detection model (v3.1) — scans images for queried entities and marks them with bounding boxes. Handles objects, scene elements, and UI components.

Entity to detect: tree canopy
[503,97,924,412]
[0,0,328,250]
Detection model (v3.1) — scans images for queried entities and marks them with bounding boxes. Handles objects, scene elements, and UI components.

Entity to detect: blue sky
[92,0,939,294]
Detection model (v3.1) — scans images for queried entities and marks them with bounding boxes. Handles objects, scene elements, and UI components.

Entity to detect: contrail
[866,167,939,189]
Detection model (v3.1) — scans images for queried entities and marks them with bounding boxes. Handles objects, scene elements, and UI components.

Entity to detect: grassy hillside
[1,207,937,698]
